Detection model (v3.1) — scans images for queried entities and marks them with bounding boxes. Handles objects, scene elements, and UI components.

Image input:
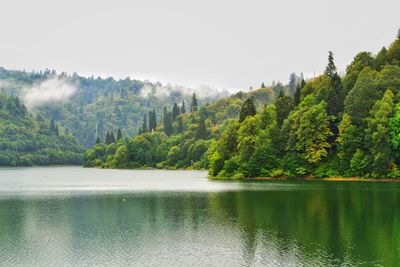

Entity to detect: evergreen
[96,136,101,144]
[191,93,198,112]
[172,103,180,121]
[181,100,186,114]
[239,98,257,122]
[117,129,122,140]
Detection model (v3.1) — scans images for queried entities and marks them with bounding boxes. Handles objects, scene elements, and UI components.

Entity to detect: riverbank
[242,176,400,183]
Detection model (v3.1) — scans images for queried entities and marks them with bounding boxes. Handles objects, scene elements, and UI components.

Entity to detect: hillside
[0,69,230,148]
[0,94,82,166]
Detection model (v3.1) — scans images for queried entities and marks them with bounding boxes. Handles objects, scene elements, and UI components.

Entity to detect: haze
[0,0,399,90]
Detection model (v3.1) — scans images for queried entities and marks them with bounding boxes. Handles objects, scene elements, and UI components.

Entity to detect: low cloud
[139,82,230,100]
[23,78,77,109]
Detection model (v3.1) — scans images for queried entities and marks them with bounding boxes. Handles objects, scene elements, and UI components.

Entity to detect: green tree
[365,89,394,176]
[284,101,333,164]
[141,114,148,133]
[275,95,294,126]
[197,117,208,139]
[239,98,256,122]
[172,103,180,121]
[288,73,297,95]
[181,100,186,114]
[96,136,101,144]
[191,93,198,112]
[163,107,173,136]
[325,51,337,77]
[117,128,122,140]
[344,67,380,125]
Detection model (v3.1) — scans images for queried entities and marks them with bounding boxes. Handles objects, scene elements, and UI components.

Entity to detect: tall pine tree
[117,128,122,140]
[172,103,180,121]
[191,93,198,112]
[181,100,186,114]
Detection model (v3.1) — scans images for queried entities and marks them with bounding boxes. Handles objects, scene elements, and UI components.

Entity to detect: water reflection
[0,182,399,266]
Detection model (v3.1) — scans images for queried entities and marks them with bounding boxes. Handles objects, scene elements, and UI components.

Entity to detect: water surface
[0,167,399,266]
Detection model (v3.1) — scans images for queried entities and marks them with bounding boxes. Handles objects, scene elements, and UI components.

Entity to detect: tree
[105,131,110,144]
[239,98,256,122]
[149,109,157,131]
[365,89,394,176]
[288,73,297,95]
[177,116,183,134]
[191,93,198,112]
[172,103,180,121]
[141,114,148,133]
[117,128,122,140]
[109,131,116,143]
[50,119,56,133]
[344,67,380,125]
[336,114,363,174]
[163,107,173,136]
[261,82,266,88]
[284,101,333,164]
[197,117,207,139]
[237,116,261,164]
[397,28,400,40]
[294,79,305,106]
[275,96,294,126]
[324,51,337,77]
[95,136,101,144]
[181,100,186,114]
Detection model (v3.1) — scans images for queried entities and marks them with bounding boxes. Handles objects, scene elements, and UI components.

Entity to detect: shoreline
[242,176,400,183]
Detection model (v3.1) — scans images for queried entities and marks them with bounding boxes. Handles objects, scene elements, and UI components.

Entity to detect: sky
[0,0,399,91]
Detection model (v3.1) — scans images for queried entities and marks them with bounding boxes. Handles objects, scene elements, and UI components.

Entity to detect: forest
[0,94,82,165]
[84,33,400,179]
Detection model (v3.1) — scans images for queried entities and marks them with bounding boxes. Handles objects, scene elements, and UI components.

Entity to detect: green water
[0,167,399,266]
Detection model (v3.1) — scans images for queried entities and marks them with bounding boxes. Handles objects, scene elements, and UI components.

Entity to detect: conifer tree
[105,131,110,144]
[117,128,122,140]
[95,136,101,144]
[109,131,115,143]
[261,82,266,88]
[55,124,59,136]
[239,98,257,122]
[141,114,148,133]
[325,51,337,77]
[191,93,198,112]
[163,107,173,136]
[172,102,180,121]
[181,100,186,114]
[294,83,301,106]
[288,73,297,95]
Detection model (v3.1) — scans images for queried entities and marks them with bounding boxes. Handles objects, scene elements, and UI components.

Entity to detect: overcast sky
[0,0,399,91]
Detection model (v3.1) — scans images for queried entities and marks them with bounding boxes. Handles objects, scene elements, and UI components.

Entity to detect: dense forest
[0,68,230,148]
[85,33,400,179]
[0,94,82,165]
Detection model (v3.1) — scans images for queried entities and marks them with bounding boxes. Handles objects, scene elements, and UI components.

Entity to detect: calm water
[0,167,399,266]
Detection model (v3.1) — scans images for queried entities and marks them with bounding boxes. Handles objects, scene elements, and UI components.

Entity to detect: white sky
[0,0,399,91]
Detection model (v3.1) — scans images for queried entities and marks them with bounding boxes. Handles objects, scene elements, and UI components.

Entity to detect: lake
[0,167,399,266]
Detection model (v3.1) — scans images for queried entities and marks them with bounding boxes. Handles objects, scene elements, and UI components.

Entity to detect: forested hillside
[85,33,400,179]
[0,68,230,148]
[0,94,82,166]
